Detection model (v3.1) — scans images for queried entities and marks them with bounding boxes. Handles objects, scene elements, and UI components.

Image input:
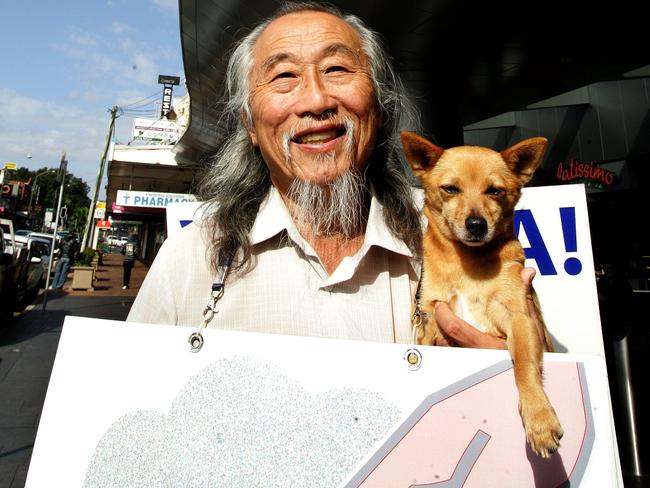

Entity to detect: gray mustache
[283,117,356,162]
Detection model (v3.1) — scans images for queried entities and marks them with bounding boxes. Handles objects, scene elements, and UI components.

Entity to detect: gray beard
[287,162,366,237]
[283,116,366,237]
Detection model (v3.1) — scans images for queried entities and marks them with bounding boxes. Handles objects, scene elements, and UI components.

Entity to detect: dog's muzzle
[465,217,488,239]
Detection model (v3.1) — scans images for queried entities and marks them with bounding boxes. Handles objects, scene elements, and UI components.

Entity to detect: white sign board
[165,200,202,234]
[116,190,197,209]
[132,117,181,142]
[163,184,604,356]
[26,318,620,487]
[515,184,603,356]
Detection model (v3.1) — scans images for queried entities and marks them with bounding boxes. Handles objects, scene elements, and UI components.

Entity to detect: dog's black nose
[465,217,488,238]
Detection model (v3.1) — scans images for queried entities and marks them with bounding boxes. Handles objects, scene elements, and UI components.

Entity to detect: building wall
[464,77,650,168]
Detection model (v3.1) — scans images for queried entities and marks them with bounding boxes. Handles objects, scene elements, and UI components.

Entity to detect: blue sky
[0,0,187,196]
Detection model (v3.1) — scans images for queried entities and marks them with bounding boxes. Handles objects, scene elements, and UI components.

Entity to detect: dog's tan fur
[401,131,563,458]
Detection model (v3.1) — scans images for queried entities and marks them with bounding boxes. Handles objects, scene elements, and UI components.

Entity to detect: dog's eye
[486,187,504,196]
[441,185,459,194]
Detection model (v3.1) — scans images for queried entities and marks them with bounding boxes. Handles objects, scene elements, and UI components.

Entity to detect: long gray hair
[199,1,422,272]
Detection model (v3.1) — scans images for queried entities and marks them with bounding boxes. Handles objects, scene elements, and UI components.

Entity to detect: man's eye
[272,72,296,80]
[486,187,504,196]
[441,185,459,194]
[325,65,349,73]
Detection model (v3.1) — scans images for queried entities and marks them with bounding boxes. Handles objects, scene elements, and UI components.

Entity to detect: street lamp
[27,169,56,219]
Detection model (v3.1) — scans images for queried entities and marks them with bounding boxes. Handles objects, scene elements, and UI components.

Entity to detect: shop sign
[158,75,180,85]
[94,201,106,219]
[555,158,615,189]
[96,220,111,229]
[161,86,173,117]
[132,118,181,142]
[116,190,197,209]
[158,74,180,118]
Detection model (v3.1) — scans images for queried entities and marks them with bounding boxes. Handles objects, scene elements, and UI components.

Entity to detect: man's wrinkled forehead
[251,11,367,71]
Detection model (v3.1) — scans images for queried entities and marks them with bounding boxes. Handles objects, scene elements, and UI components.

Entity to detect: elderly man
[128,2,533,349]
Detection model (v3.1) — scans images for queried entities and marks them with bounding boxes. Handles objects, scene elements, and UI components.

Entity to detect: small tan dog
[401,131,563,458]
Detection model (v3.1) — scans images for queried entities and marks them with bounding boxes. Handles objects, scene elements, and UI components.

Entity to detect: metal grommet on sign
[404,348,422,371]
[188,332,204,353]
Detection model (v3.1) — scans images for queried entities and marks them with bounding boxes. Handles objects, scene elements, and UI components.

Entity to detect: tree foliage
[13,166,91,232]
[18,166,90,209]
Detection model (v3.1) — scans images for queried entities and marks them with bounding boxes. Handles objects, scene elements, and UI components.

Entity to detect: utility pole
[81,106,118,252]
[42,152,67,312]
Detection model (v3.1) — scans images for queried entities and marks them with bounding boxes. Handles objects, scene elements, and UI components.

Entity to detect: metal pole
[81,106,118,252]
[42,154,67,312]
[27,170,54,220]
[27,187,34,217]
[613,336,643,476]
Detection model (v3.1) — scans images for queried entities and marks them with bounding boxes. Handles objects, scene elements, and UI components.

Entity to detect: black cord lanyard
[188,249,235,353]
[411,264,424,345]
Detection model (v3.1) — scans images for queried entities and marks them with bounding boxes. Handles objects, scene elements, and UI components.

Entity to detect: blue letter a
[514,210,557,275]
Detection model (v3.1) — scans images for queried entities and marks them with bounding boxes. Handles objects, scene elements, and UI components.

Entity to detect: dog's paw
[520,401,564,458]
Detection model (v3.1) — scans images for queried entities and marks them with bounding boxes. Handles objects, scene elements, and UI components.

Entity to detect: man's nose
[294,66,336,117]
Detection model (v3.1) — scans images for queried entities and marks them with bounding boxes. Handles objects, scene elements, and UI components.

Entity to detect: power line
[118,90,162,109]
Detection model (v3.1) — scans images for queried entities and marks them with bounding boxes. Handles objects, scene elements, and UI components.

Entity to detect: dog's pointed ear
[400,131,445,176]
[501,137,548,184]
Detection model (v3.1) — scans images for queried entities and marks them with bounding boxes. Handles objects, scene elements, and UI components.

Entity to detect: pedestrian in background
[121,235,139,290]
[51,234,78,290]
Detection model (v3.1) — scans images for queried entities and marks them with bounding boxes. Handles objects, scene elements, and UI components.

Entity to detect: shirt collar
[248,186,296,245]
[248,185,419,284]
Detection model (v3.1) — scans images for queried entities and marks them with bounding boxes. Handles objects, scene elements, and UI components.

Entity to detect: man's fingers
[521,267,536,289]
[434,301,507,350]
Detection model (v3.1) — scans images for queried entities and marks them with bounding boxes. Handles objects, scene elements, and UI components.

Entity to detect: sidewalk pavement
[0,251,150,488]
[53,249,149,297]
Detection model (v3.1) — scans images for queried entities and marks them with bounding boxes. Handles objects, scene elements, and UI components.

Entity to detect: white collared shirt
[128,187,421,344]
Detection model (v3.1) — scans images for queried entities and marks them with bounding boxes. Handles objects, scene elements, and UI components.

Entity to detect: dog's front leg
[508,312,564,458]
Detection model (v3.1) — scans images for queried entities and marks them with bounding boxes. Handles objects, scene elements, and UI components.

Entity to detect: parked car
[106,235,128,247]
[1,233,51,310]
[0,226,16,321]
[10,235,50,301]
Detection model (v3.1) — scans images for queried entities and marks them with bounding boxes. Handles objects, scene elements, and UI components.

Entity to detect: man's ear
[400,131,445,177]
[501,137,548,184]
[241,111,258,146]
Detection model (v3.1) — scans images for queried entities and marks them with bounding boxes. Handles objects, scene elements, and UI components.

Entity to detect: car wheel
[14,278,27,310]
[0,286,15,322]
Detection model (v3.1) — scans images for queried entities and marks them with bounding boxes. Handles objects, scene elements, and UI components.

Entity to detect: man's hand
[433,268,548,350]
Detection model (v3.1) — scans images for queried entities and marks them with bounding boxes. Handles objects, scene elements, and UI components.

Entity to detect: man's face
[247,11,380,194]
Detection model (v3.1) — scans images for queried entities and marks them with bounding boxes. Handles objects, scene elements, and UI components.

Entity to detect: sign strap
[411,267,423,345]
[188,249,235,353]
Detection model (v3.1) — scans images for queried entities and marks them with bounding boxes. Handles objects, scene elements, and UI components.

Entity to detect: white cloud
[68,30,99,48]
[0,88,112,186]
[68,90,103,103]
[150,0,178,12]
[53,27,162,89]
[0,89,44,118]
[111,21,130,34]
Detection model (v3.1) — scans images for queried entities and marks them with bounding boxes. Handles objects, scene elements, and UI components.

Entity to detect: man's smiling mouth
[292,126,346,145]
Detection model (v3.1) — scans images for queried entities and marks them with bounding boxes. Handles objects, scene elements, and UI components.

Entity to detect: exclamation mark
[559,207,582,275]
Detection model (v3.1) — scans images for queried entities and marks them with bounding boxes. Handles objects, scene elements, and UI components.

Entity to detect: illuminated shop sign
[555,158,616,189]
